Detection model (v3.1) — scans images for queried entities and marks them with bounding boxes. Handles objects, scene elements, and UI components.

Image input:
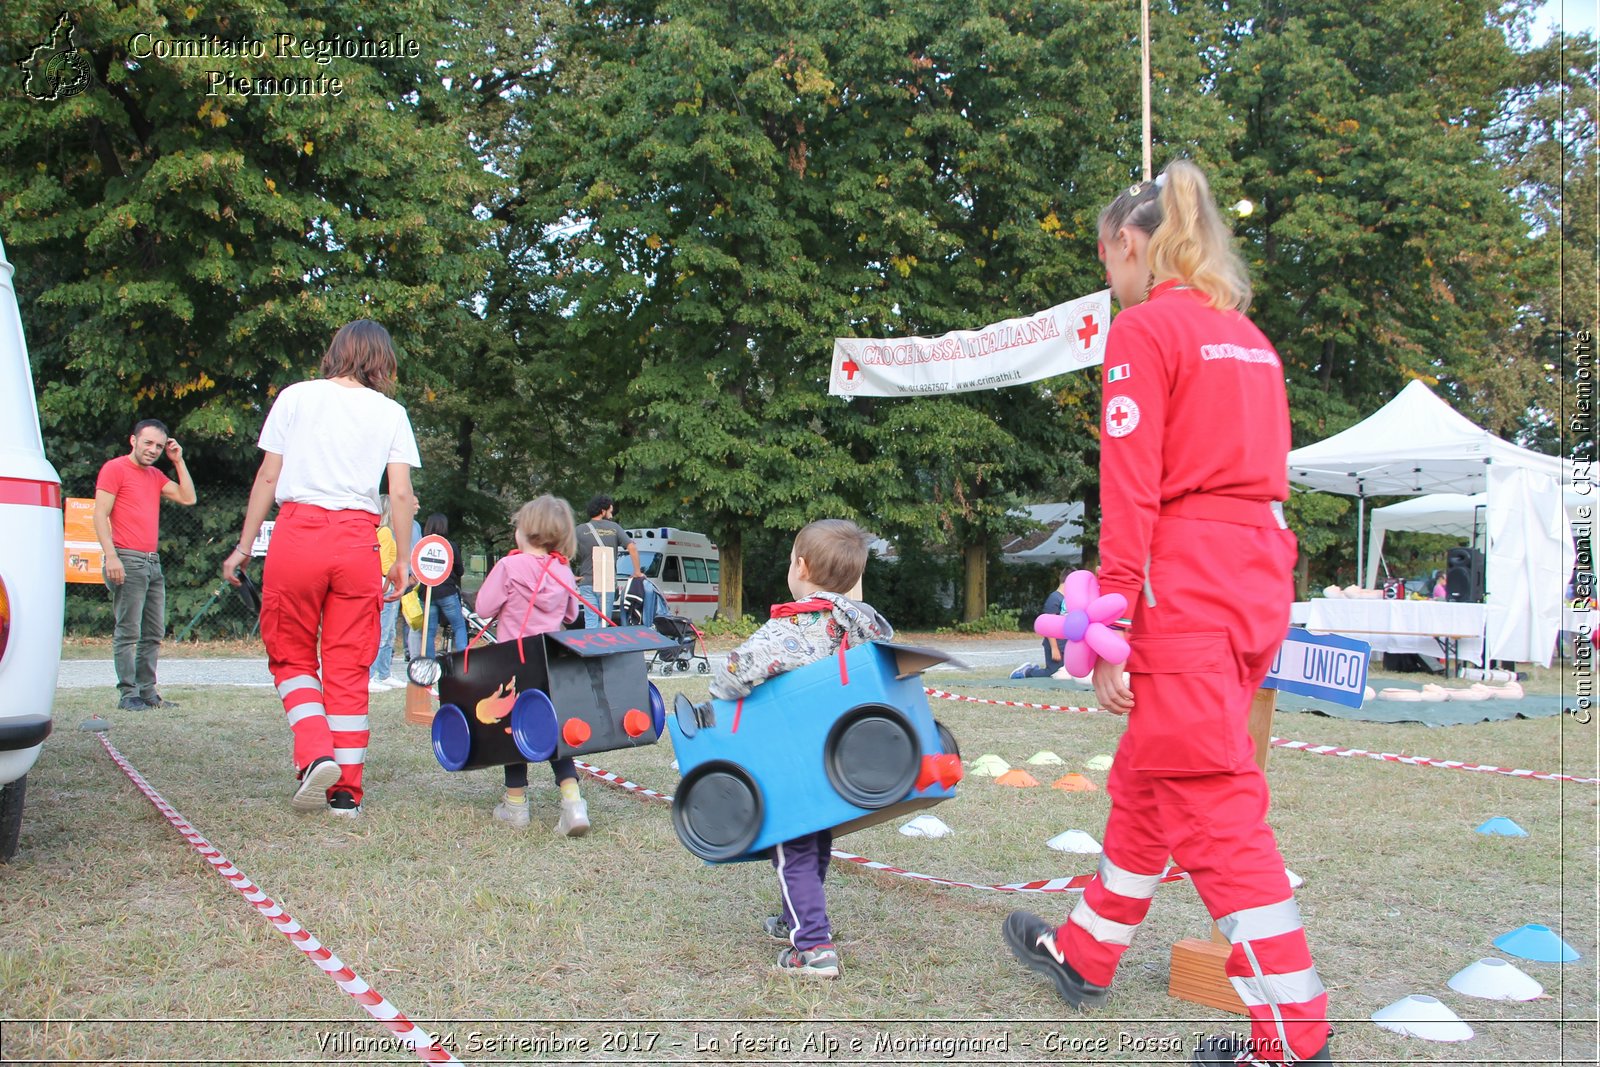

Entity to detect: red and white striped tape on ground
[571,760,1186,894]
[925,686,1597,785]
[96,734,463,1066]
[1267,737,1600,784]
[924,687,1102,714]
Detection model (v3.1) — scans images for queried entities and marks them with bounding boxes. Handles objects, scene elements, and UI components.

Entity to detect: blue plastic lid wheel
[509,689,558,762]
[648,682,666,738]
[431,704,473,771]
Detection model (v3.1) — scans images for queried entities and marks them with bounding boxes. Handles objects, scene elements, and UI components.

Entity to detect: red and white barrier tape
[827,850,1187,894]
[96,734,463,1065]
[922,687,1596,785]
[924,687,1103,714]
[571,759,1185,894]
[574,760,675,805]
[1269,737,1599,784]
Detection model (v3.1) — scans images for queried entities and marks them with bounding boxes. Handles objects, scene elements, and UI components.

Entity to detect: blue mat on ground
[989,677,1563,726]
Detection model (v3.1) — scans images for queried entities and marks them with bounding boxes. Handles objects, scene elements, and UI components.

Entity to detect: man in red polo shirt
[93,419,197,710]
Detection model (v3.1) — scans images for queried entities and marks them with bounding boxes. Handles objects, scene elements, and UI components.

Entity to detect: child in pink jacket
[473,495,587,835]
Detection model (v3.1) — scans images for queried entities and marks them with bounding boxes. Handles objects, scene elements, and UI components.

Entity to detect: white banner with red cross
[829,290,1111,398]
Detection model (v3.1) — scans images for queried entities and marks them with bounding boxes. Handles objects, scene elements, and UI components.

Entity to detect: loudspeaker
[1446,547,1484,603]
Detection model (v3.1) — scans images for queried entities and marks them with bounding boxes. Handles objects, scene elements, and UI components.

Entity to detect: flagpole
[1140,0,1152,181]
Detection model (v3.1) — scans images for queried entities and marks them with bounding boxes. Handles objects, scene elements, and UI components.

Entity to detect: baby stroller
[461,604,496,645]
[652,613,710,675]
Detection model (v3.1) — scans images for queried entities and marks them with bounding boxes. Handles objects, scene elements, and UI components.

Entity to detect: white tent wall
[1485,467,1575,668]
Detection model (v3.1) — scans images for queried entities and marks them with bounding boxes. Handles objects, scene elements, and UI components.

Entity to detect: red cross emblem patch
[1105,394,1140,438]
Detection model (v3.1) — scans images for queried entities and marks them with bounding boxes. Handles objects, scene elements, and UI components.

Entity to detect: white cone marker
[1447,958,1544,1001]
[1371,994,1474,1042]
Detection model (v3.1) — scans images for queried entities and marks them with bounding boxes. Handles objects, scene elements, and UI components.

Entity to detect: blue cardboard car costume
[431,625,675,772]
[667,641,964,862]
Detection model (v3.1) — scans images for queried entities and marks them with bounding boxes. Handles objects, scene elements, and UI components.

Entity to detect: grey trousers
[106,548,165,700]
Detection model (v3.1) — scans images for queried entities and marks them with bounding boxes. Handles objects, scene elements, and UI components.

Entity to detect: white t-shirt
[258,379,421,513]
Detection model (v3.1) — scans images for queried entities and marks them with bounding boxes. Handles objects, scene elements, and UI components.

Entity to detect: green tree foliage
[1213,0,1590,581]
[0,1,495,492]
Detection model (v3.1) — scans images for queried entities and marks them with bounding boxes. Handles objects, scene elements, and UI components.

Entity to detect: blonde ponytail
[1146,161,1252,312]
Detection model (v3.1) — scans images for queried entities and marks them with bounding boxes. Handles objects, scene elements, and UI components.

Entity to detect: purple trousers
[771,830,833,950]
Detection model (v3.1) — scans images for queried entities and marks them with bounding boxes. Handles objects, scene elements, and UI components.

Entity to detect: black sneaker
[292,757,341,812]
[116,696,148,711]
[327,789,362,818]
[142,694,180,709]
[1001,911,1109,1009]
[1191,1034,1333,1065]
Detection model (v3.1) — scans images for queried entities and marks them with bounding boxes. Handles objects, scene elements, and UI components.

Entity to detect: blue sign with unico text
[1263,628,1370,708]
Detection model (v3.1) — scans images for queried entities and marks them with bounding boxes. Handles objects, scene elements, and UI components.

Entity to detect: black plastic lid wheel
[824,703,921,809]
[672,761,764,862]
[936,719,961,760]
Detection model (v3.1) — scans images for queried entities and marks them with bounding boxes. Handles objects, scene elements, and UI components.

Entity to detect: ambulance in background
[621,528,720,621]
[0,234,62,861]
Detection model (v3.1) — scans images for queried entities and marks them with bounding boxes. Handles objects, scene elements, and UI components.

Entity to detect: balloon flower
[1034,570,1131,677]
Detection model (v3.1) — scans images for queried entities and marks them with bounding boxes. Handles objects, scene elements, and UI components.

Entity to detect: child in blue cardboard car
[667,519,963,979]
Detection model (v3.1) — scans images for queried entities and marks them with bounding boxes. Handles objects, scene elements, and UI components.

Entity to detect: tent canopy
[1288,380,1571,497]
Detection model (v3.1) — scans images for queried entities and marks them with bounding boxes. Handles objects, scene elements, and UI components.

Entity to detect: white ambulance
[0,234,62,861]
[621,528,721,621]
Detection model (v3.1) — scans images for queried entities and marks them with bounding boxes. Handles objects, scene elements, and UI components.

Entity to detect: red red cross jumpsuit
[1058,279,1330,1062]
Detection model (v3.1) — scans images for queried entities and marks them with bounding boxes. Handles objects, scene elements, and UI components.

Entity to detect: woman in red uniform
[222,320,419,816]
[1002,162,1332,1066]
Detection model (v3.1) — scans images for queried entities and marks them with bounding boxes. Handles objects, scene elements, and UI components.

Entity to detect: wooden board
[1169,938,1247,1015]
[404,682,435,726]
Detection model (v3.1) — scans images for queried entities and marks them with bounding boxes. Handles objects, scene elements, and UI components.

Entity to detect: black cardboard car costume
[429,625,676,773]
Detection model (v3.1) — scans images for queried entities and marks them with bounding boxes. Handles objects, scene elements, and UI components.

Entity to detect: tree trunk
[719,532,743,621]
[962,542,987,622]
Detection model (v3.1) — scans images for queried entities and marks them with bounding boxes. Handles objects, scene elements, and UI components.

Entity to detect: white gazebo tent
[1288,380,1578,666]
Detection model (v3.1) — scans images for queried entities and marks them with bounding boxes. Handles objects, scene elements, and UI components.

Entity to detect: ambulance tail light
[0,574,10,666]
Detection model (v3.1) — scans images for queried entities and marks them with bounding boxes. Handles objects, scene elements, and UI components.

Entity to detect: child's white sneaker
[555,798,590,837]
[493,799,530,828]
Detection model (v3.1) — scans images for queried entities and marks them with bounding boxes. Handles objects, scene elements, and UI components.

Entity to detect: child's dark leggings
[772,829,833,950]
[504,757,577,789]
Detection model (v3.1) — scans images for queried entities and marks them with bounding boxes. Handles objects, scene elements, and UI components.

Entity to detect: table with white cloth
[1290,599,1486,668]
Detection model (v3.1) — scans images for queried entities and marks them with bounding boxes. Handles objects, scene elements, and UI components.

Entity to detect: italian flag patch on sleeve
[1107,363,1130,382]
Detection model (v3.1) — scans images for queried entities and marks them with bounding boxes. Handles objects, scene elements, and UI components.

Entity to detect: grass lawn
[1,662,1595,1065]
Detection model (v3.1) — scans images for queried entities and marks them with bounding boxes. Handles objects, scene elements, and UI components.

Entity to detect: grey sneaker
[142,694,180,708]
[327,789,362,817]
[776,944,841,978]
[1002,911,1109,1008]
[493,800,531,828]
[555,798,590,837]
[763,915,792,941]
[292,757,341,813]
[116,696,148,711]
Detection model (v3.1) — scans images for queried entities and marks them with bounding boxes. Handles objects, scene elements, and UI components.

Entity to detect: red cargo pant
[261,502,381,805]
[1057,507,1331,1063]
